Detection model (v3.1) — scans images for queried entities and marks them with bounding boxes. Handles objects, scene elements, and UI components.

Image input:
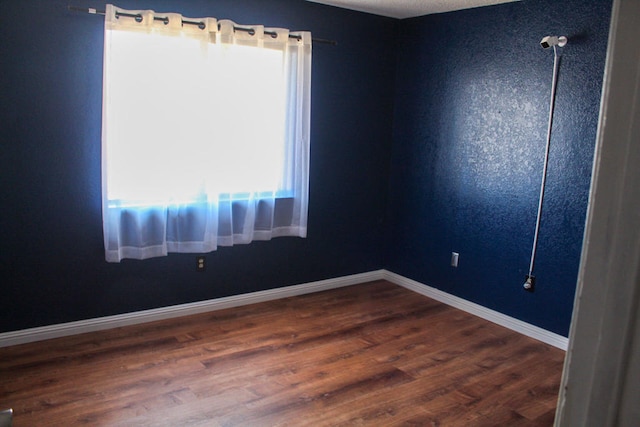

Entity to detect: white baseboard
[382,271,568,350]
[0,269,567,350]
[0,270,386,348]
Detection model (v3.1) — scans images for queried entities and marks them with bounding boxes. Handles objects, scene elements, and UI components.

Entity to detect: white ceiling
[305,0,520,19]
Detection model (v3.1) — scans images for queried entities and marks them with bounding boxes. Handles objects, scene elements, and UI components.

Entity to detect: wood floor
[0,281,565,426]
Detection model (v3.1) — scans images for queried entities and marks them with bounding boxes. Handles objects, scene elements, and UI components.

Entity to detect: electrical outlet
[451,252,459,267]
[196,256,206,272]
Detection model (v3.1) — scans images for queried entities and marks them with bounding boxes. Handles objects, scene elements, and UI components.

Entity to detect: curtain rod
[68,6,337,45]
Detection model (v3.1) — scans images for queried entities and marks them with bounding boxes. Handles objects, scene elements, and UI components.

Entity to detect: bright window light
[104,30,287,206]
[101,5,311,262]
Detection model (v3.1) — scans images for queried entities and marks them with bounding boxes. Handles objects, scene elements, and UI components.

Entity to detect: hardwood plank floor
[0,281,565,426]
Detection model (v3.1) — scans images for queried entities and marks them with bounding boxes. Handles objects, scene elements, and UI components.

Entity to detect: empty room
[2,0,638,425]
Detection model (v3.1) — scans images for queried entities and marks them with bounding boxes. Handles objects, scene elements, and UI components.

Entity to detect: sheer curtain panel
[101,4,311,262]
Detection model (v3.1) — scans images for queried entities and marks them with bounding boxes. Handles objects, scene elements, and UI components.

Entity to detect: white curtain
[101,4,311,262]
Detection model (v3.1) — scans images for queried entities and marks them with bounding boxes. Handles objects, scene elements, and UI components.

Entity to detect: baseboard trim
[0,270,386,348]
[382,270,568,350]
[0,269,567,350]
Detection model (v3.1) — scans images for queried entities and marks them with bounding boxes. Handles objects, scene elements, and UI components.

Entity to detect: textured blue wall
[0,0,397,332]
[386,0,612,336]
[0,0,612,337]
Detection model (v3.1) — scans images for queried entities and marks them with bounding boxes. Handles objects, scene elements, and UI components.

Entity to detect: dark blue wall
[0,0,611,337]
[0,0,397,332]
[386,0,611,336]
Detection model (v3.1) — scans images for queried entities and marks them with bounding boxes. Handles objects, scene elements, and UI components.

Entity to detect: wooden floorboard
[0,280,565,426]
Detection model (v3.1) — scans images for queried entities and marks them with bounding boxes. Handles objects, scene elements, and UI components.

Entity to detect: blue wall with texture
[0,0,611,338]
[0,0,397,332]
[387,0,611,336]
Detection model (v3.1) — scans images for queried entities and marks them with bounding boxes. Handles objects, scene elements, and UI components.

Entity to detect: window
[101,5,311,262]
